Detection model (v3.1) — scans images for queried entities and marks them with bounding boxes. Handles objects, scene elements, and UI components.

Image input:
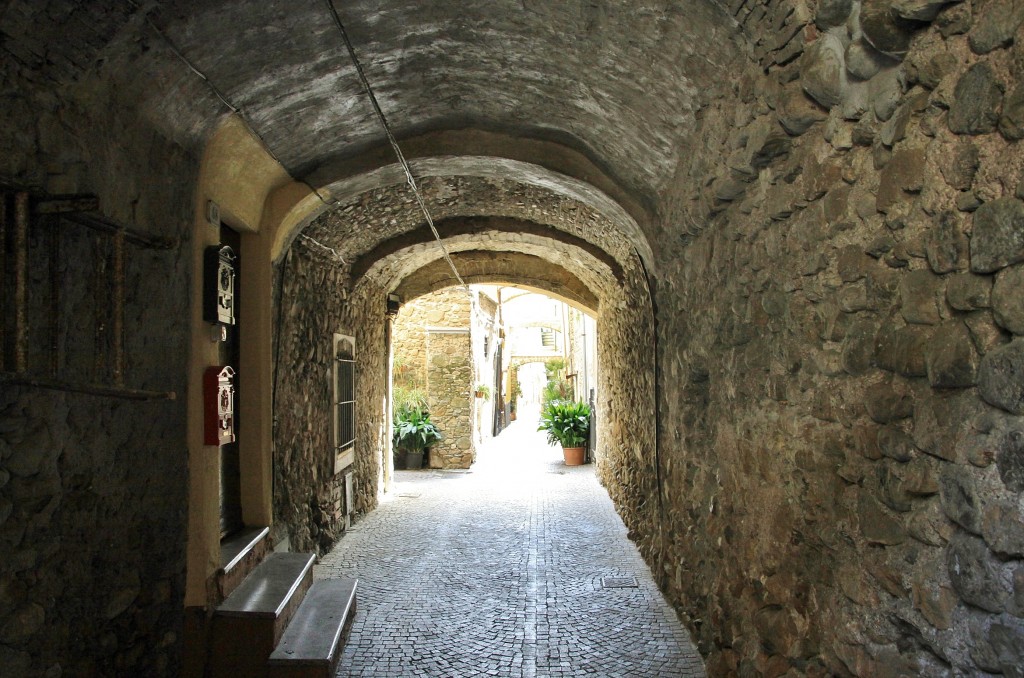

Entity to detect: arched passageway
[270,166,659,561]
[3,1,1024,676]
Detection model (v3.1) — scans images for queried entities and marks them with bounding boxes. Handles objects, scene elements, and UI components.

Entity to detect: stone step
[218,525,271,601]
[267,578,358,678]
[208,552,316,678]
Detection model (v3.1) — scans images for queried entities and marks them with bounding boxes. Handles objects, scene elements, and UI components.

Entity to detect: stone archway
[507,356,567,414]
[267,163,659,556]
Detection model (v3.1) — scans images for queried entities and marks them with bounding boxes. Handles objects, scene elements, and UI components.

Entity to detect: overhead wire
[127,0,467,286]
[299,234,347,264]
[125,0,330,205]
[125,0,239,114]
[322,0,469,291]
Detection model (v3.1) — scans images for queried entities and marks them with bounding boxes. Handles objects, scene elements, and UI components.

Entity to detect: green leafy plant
[541,378,573,404]
[474,383,492,400]
[544,358,566,379]
[541,358,573,404]
[393,386,428,417]
[393,407,443,453]
[537,400,591,448]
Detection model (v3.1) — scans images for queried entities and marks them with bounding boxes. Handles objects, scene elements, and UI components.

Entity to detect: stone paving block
[316,415,705,677]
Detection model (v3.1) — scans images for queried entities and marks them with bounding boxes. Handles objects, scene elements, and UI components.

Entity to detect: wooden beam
[0,371,176,401]
[34,195,100,214]
[62,212,178,250]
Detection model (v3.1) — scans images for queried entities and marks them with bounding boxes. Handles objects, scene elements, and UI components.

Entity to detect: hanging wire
[125,0,239,113]
[300,234,347,264]
[126,0,468,286]
[125,0,330,205]
[322,0,470,291]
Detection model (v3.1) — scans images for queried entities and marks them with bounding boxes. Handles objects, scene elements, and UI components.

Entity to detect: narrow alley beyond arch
[317,411,703,677]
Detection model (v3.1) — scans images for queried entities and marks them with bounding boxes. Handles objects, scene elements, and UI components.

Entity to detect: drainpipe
[112,227,125,386]
[561,301,571,397]
[581,322,588,404]
[47,216,60,377]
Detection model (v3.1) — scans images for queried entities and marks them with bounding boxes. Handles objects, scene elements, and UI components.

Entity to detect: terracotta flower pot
[562,446,585,466]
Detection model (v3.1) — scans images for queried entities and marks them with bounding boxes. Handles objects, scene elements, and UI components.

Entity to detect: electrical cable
[322,0,470,292]
[127,0,465,284]
[125,0,331,206]
[300,234,347,264]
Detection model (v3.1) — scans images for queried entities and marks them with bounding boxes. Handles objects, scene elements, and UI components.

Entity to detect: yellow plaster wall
[185,116,315,606]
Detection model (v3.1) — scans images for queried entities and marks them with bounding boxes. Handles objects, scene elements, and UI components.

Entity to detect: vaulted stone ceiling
[3,0,744,202]
[3,0,748,292]
[157,0,742,203]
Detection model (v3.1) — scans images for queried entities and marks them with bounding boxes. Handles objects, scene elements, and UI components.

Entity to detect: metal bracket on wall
[0,188,177,401]
[0,372,176,401]
[32,193,179,250]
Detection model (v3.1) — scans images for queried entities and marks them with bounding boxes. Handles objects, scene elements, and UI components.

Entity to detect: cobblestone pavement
[317,411,705,677]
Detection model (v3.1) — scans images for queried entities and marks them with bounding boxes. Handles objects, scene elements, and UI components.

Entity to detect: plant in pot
[537,399,591,466]
[508,378,522,421]
[474,383,492,400]
[393,406,443,470]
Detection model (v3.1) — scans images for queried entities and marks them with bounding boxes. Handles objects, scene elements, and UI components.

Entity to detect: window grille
[334,335,356,463]
[540,327,556,349]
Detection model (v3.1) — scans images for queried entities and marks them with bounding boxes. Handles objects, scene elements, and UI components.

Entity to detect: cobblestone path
[317,412,705,677]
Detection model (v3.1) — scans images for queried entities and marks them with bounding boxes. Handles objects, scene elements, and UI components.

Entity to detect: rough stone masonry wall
[0,14,203,676]
[639,0,1024,675]
[392,288,475,468]
[273,242,387,554]
[594,252,660,558]
[427,329,474,468]
[1,227,190,678]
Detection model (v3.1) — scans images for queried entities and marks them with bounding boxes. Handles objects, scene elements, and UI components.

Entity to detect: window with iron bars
[334,334,356,470]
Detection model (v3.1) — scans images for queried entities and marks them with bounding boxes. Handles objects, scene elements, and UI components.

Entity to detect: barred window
[334,334,356,472]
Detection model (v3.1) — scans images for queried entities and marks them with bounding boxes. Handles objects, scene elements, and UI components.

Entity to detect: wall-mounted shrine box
[204,365,236,446]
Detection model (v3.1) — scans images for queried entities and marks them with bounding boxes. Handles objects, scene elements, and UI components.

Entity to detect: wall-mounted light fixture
[386,293,402,316]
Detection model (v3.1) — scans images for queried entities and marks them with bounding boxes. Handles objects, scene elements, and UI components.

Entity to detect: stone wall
[593,252,659,552]
[272,241,388,554]
[566,307,592,402]
[637,0,1024,675]
[0,25,201,675]
[426,329,474,468]
[392,288,476,468]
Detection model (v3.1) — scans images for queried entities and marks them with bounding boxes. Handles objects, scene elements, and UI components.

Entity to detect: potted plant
[474,383,492,400]
[393,406,443,469]
[537,399,591,466]
[508,378,522,421]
